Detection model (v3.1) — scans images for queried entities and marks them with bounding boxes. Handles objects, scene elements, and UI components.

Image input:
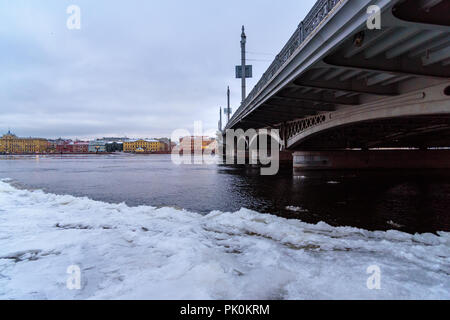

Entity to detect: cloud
[0,0,317,139]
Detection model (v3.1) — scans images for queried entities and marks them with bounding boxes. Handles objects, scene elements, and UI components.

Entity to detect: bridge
[224,0,450,170]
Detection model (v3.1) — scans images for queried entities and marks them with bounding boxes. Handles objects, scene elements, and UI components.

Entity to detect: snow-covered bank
[0,179,448,300]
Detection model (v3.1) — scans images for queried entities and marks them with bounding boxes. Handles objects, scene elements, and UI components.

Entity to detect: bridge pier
[220,129,294,170]
[220,148,293,169]
[293,150,450,171]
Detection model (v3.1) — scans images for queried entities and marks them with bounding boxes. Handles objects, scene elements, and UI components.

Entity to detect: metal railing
[228,0,341,127]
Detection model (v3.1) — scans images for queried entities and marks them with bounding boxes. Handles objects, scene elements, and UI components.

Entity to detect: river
[0,154,449,299]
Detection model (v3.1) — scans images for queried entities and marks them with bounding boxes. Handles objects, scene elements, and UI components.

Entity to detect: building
[47,139,74,154]
[54,139,74,153]
[47,140,57,153]
[179,136,216,154]
[155,138,172,152]
[88,141,107,153]
[105,142,123,153]
[73,141,89,153]
[123,139,166,153]
[0,131,48,154]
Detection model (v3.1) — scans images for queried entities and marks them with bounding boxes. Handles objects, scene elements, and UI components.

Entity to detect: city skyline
[0,128,216,142]
[0,0,317,139]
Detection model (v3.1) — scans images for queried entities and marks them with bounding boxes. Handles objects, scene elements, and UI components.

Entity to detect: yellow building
[123,139,166,153]
[0,131,48,154]
[179,136,216,153]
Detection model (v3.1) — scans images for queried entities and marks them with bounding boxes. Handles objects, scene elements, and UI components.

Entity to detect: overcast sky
[0,0,317,139]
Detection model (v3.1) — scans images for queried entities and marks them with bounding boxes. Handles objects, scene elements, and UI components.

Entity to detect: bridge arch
[287,82,450,149]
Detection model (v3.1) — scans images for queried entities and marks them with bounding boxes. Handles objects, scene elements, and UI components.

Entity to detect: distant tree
[106,142,123,153]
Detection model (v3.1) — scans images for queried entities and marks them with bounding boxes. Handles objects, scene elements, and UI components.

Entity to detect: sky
[0,0,317,139]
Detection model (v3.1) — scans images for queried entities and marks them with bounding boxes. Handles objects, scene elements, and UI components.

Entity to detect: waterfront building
[88,141,107,153]
[179,136,216,153]
[55,140,74,153]
[123,139,166,153]
[73,141,89,153]
[0,131,48,154]
[156,138,172,152]
[47,140,57,153]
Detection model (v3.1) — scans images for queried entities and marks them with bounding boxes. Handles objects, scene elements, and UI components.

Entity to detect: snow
[0,179,449,300]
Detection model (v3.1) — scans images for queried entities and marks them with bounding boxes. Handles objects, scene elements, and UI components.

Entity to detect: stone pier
[293,150,450,171]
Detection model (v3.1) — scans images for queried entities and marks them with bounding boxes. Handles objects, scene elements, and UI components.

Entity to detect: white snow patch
[285,206,309,213]
[0,180,449,300]
[387,220,404,229]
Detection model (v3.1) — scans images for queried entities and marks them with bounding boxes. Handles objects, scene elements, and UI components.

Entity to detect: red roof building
[73,141,89,153]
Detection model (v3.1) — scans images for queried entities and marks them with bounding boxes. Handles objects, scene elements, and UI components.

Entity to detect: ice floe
[0,179,449,300]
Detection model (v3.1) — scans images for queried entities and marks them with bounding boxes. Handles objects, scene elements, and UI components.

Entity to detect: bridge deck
[226,0,450,150]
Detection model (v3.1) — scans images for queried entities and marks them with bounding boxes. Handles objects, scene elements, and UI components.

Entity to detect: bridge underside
[296,114,450,150]
[229,0,450,156]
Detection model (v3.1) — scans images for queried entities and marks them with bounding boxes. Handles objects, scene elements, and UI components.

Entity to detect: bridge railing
[229,0,341,127]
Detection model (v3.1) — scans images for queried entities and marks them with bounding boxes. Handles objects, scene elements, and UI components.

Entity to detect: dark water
[1,154,449,234]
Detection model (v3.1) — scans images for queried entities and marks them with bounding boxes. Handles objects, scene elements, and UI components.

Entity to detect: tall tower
[227,86,231,122]
[218,107,223,131]
[241,26,247,103]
